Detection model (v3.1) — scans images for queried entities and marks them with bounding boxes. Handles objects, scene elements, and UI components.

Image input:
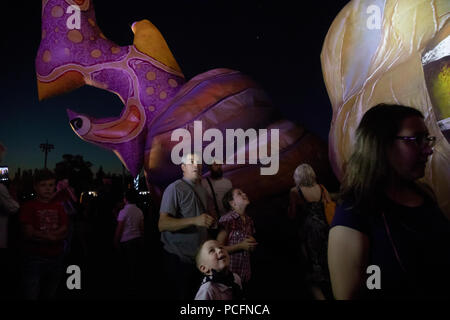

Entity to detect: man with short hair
[158,153,216,299]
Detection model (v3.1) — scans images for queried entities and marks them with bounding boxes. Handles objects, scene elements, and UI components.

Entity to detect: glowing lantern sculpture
[321,0,450,216]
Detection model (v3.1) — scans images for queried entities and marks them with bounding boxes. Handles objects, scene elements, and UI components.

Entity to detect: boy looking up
[195,239,243,300]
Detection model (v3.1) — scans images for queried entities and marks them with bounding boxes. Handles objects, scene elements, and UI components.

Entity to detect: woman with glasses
[328,103,450,299]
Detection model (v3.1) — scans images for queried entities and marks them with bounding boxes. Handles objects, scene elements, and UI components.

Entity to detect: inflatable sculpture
[36,0,335,201]
[321,0,449,215]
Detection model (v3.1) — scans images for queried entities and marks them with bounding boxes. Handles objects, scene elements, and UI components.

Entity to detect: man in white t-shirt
[114,188,144,295]
[201,160,233,218]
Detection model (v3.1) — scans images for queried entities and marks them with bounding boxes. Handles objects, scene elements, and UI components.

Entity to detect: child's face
[34,179,56,202]
[199,240,230,275]
[231,189,249,209]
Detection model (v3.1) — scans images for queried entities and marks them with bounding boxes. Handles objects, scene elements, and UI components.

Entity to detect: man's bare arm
[158,212,215,232]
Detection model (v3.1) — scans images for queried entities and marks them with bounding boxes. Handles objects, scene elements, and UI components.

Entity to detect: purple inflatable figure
[36,0,335,202]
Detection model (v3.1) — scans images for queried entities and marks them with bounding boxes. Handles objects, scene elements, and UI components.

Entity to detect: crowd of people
[0,103,449,300]
[0,162,143,300]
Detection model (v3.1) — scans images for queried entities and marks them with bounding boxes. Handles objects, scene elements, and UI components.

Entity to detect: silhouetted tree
[55,154,94,196]
[96,166,105,181]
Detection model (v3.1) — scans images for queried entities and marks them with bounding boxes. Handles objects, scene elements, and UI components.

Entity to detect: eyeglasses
[395,135,437,148]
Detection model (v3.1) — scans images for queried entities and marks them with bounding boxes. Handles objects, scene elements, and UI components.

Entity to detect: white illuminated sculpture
[321,0,449,215]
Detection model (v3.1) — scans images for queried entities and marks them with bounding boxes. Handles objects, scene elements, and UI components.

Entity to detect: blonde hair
[293,163,317,187]
[195,240,208,270]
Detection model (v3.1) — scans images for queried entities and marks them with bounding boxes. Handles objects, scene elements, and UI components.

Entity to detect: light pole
[39,139,54,169]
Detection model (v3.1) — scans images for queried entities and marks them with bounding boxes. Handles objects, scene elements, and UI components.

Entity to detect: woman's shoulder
[289,186,305,202]
[330,201,371,234]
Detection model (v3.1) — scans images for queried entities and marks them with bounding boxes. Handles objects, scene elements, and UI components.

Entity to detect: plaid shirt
[219,211,255,283]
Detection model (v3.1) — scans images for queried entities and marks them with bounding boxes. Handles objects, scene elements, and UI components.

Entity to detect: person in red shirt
[20,169,68,300]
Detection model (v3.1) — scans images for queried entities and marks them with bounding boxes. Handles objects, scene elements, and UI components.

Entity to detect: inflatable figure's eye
[70,115,91,136]
[422,34,450,144]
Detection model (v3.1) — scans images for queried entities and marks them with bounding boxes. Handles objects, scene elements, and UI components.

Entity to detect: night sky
[1,0,350,178]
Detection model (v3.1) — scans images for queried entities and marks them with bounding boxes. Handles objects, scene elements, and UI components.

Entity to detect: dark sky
[1,0,350,177]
